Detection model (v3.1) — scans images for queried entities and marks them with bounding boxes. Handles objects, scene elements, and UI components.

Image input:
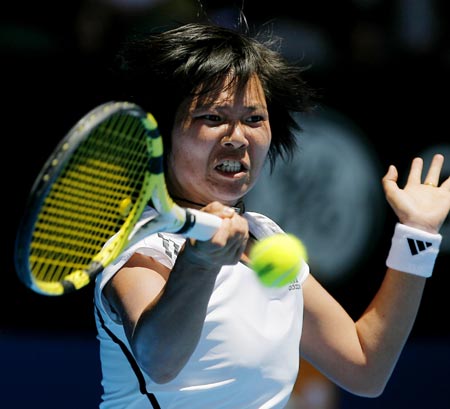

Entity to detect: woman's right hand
[183,201,250,269]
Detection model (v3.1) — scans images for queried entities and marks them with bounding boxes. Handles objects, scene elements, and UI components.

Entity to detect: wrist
[386,223,442,278]
[180,242,223,272]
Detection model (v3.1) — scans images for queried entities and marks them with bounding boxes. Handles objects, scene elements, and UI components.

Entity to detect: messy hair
[111,22,316,170]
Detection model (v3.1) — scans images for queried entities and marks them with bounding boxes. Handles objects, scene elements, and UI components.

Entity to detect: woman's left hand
[382,153,450,234]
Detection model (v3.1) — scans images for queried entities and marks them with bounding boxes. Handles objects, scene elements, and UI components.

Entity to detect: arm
[300,154,450,397]
[104,202,249,384]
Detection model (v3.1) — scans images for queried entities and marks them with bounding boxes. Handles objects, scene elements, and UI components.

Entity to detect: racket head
[14,101,162,296]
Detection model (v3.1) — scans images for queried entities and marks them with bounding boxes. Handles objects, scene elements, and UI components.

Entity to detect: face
[167,75,271,207]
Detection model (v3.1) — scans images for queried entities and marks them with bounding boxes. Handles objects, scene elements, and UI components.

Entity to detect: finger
[423,153,444,186]
[383,164,398,182]
[405,157,424,186]
[381,164,398,192]
[218,213,248,243]
[203,201,236,218]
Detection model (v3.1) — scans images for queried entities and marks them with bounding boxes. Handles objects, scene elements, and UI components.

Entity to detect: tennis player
[94,22,450,408]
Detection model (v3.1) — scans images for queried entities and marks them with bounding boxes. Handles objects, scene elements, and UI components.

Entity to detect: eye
[200,114,222,122]
[246,115,265,124]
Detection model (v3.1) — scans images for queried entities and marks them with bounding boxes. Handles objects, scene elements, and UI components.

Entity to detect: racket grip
[184,208,223,241]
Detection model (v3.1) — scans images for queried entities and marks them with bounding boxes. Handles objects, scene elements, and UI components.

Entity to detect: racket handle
[184,208,223,241]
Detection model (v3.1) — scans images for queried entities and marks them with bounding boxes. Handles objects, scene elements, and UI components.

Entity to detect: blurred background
[2,0,449,408]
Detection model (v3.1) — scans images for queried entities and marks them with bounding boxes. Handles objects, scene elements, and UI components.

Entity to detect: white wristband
[386,223,442,278]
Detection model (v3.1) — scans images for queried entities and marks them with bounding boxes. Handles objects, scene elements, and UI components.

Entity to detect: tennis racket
[14,101,222,296]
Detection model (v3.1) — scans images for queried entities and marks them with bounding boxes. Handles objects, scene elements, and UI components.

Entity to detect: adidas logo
[407,238,432,255]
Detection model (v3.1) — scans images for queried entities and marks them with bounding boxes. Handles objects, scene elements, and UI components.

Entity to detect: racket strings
[30,112,152,284]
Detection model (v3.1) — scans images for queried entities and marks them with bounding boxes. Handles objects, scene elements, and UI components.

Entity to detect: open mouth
[216,159,246,173]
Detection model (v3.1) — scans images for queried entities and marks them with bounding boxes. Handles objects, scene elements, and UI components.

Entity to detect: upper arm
[104,252,171,339]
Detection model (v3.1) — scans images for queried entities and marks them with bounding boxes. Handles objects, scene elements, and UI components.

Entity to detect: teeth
[217,160,242,172]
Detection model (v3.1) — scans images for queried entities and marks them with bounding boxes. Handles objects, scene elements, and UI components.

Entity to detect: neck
[172,196,245,215]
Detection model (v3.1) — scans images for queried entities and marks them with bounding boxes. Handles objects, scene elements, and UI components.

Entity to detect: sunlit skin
[167,75,271,208]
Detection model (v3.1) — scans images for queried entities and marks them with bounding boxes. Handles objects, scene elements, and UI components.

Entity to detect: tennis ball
[249,233,308,288]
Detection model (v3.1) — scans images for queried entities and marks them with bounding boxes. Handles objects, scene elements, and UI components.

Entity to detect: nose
[220,124,249,149]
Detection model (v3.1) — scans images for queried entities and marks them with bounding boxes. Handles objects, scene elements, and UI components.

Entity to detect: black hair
[110,22,316,171]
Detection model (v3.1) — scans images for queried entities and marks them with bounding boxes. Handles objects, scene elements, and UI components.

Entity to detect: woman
[94,22,450,408]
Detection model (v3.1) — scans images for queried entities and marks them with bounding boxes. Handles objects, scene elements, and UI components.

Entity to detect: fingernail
[223,207,235,216]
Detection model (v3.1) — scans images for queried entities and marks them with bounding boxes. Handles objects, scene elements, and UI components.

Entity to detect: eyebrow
[192,103,268,113]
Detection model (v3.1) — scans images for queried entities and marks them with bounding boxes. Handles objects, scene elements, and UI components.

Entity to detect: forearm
[301,269,427,397]
[354,268,426,393]
[132,250,219,383]
[350,220,442,392]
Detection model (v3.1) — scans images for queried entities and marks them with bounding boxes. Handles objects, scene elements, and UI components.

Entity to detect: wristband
[386,223,442,278]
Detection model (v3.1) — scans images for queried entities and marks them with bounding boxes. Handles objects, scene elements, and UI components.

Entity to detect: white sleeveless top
[94,208,309,409]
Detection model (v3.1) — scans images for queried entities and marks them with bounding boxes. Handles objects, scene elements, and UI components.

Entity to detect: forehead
[191,74,266,109]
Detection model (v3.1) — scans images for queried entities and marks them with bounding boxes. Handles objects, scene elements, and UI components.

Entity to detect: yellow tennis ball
[249,233,308,288]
